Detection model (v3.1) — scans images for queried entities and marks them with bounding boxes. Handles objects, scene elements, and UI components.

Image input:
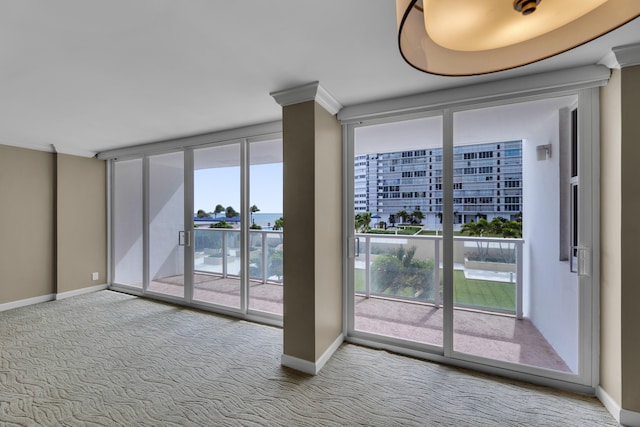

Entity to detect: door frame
[343,87,600,394]
[107,123,284,327]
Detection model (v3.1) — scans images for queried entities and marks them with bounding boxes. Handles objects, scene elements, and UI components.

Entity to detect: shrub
[210,220,233,229]
[371,246,434,299]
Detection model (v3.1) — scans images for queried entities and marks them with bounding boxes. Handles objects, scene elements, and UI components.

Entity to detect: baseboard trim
[281,334,344,375]
[0,293,55,312]
[316,334,344,373]
[56,284,108,300]
[621,408,640,427]
[597,386,640,426]
[597,386,621,423]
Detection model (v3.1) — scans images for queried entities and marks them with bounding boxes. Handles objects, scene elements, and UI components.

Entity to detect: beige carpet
[0,290,616,426]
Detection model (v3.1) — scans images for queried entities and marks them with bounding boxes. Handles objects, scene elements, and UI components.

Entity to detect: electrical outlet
[92,272,99,281]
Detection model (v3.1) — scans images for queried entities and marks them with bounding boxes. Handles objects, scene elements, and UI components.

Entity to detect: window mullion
[442,109,454,357]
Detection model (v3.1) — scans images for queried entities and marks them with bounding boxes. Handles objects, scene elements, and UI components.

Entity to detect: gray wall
[0,145,106,305]
[0,145,55,303]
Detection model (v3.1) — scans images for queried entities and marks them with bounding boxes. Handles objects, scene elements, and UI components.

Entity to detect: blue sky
[194,163,283,214]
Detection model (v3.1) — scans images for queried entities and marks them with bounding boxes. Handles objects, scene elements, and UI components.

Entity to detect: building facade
[355,141,523,228]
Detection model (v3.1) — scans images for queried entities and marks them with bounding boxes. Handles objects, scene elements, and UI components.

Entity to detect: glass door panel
[351,116,444,347]
[113,158,143,288]
[192,143,242,310]
[451,97,580,373]
[248,139,283,315]
[148,151,186,299]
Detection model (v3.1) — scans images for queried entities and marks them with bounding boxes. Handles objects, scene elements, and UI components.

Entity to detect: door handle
[577,247,590,277]
[178,231,191,247]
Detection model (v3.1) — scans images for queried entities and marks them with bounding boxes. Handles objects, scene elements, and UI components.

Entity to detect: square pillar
[271,82,343,374]
[600,44,640,426]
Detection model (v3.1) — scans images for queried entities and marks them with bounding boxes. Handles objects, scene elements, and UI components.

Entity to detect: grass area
[367,227,421,235]
[354,268,515,312]
[453,270,515,311]
[418,230,464,236]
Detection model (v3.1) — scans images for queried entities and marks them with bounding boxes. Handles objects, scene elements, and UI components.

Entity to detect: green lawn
[418,230,464,236]
[452,270,515,311]
[354,268,515,312]
[367,227,422,235]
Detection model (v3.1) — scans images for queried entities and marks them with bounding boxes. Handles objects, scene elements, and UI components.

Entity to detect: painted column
[271,82,343,374]
[600,44,640,425]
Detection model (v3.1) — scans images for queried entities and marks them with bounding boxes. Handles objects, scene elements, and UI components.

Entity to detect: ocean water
[251,213,283,228]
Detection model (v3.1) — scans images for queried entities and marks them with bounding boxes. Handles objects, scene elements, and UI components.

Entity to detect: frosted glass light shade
[397,0,640,75]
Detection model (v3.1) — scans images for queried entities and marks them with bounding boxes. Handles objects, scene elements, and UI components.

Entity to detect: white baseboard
[597,386,621,423]
[281,334,344,375]
[597,385,640,426]
[56,283,108,300]
[281,354,317,375]
[0,293,55,312]
[621,408,640,427]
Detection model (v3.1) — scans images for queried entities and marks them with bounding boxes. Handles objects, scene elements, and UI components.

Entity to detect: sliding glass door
[113,158,143,289]
[347,92,597,387]
[192,143,242,310]
[111,137,284,323]
[450,97,580,375]
[248,138,283,315]
[350,115,444,349]
[147,151,187,299]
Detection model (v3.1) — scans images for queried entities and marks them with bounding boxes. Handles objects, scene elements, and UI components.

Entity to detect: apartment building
[355,141,522,226]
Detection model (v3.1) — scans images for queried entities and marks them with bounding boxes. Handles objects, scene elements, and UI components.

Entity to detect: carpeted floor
[0,290,616,426]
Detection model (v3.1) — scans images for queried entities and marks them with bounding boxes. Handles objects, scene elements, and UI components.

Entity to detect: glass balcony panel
[354,234,443,347]
[248,230,283,315]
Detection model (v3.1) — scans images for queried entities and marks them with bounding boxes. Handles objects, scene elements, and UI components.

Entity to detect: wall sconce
[536,144,552,161]
[396,0,640,76]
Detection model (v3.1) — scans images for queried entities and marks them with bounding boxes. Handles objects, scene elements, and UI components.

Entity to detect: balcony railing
[355,233,523,318]
[193,229,522,317]
[193,228,283,284]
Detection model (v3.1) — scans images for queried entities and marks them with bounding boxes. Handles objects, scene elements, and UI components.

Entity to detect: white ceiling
[1,1,639,157]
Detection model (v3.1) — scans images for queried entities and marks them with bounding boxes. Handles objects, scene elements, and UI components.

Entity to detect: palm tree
[461,218,491,261]
[489,217,505,235]
[196,209,210,218]
[411,210,425,224]
[273,217,284,231]
[461,218,489,236]
[495,219,522,263]
[213,204,225,218]
[355,212,372,233]
[396,210,409,224]
[250,204,260,224]
[273,217,284,244]
[225,206,238,218]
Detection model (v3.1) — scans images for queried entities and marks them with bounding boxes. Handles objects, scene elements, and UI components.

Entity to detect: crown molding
[52,144,97,158]
[0,140,95,157]
[270,81,342,115]
[599,43,640,69]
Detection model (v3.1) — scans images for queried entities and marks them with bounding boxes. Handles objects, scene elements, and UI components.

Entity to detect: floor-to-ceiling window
[147,151,186,299]
[113,158,143,288]
[450,98,579,374]
[346,91,597,389]
[110,129,284,325]
[192,143,242,310]
[351,115,444,349]
[248,138,283,316]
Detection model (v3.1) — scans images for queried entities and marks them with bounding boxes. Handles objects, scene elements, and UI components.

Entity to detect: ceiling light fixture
[396,0,640,76]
